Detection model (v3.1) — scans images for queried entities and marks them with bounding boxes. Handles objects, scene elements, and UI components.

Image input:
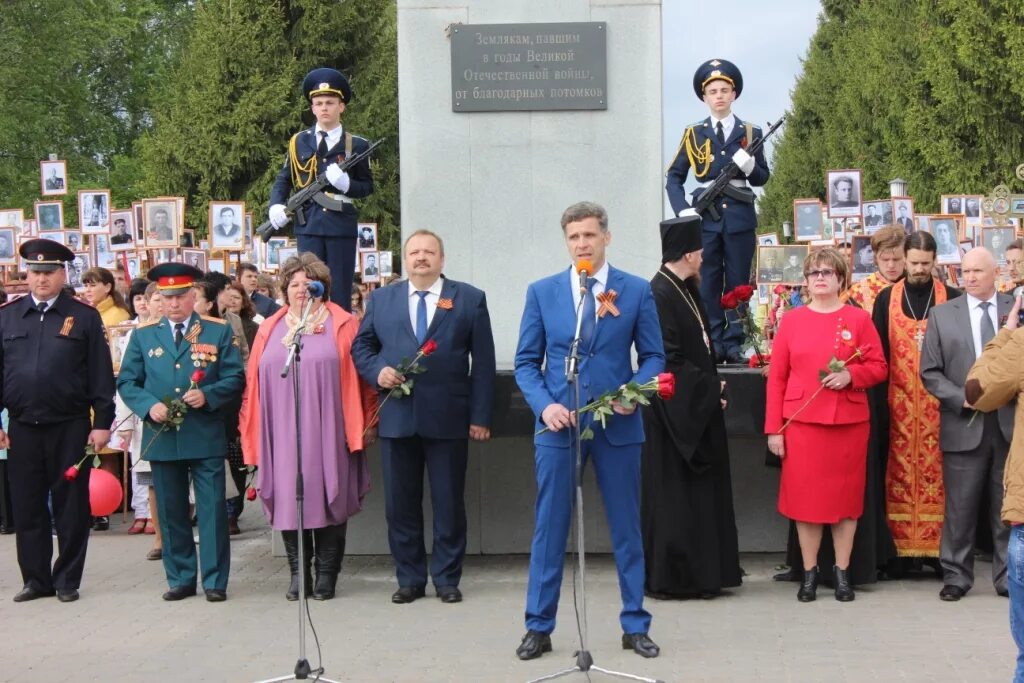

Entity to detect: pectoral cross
[914,327,925,351]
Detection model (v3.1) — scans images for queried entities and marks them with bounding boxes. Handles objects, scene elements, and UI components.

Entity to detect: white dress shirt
[966,291,999,358]
[408,277,444,332]
[30,294,59,310]
[709,113,735,142]
[568,261,609,322]
[314,124,343,153]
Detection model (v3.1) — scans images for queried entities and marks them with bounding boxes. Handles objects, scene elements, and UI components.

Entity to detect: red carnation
[656,372,676,400]
[245,487,257,501]
[64,465,80,481]
[420,339,438,356]
[733,285,755,303]
[191,369,206,384]
[720,292,739,310]
[773,284,788,296]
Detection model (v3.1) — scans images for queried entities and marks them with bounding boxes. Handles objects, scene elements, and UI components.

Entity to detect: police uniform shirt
[0,291,115,426]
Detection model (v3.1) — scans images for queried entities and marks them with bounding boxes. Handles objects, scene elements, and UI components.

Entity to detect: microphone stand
[528,282,663,683]
[255,294,342,683]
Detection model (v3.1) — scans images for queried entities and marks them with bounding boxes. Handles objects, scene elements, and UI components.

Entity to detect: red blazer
[764,304,887,433]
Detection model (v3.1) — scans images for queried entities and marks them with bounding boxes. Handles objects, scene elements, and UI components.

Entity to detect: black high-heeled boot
[281,530,313,601]
[833,565,855,602]
[797,566,819,602]
[312,523,347,601]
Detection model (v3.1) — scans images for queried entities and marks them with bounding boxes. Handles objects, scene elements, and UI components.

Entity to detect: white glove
[269,204,289,229]
[677,208,700,219]
[324,163,351,193]
[732,149,756,176]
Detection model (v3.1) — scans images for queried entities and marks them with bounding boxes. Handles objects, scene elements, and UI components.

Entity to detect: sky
[661,0,823,213]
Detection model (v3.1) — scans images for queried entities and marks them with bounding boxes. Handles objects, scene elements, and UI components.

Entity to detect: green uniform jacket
[117,313,244,461]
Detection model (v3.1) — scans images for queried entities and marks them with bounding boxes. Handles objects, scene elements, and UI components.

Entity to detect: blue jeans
[1009,525,1024,682]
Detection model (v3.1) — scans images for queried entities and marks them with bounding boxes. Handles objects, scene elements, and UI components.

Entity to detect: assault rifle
[257,137,386,242]
[692,117,784,222]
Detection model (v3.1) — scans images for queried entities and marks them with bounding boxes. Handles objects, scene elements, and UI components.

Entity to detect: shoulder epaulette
[137,319,160,328]
[200,315,227,325]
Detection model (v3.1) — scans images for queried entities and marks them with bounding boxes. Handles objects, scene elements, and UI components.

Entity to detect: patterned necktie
[716,121,725,145]
[174,322,185,347]
[415,291,429,344]
[580,279,597,350]
[979,301,995,349]
[318,130,329,159]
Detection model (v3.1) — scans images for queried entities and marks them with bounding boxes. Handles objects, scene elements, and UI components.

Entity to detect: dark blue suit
[352,277,495,589]
[514,265,665,635]
[665,116,769,356]
[270,127,374,310]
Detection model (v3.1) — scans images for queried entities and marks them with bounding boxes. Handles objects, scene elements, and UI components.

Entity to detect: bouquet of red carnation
[537,373,675,440]
[363,340,438,436]
[720,284,766,367]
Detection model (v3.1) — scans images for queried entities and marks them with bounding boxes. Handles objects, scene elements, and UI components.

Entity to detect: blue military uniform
[270,67,374,310]
[117,265,244,599]
[2,239,115,601]
[665,59,770,360]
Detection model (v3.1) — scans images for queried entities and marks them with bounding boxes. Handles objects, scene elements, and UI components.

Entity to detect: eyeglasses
[805,269,836,280]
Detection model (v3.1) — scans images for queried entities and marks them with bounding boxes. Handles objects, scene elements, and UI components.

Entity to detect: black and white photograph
[357,223,378,251]
[278,247,298,266]
[244,212,254,250]
[209,201,245,250]
[361,251,381,284]
[0,228,16,265]
[933,215,962,264]
[65,231,82,251]
[826,169,862,217]
[915,214,933,234]
[40,231,67,246]
[782,245,809,285]
[110,211,135,250]
[756,232,778,246]
[40,160,68,196]
[0,209,25,232]
[983,226,1016,263]
[893,197,915,233]
[941,195,964,215]
[963,195,982,219]
[851,235,874,281]
[93,234,115,269]
[862,199,892,232]
[68,252,91,289]
[180,229,195,248]
[756,246,786,284]
[266,237,287,269]
[34,201,63,231]
[143,199,179,247]
[78,189,111,234]
[132,202,145,243]
[793,199,824,241]
[182,248,207,271]
[379,251,393,277]
[125,253,142,280]
[208,258,225,274]
[757,283,770,305]
[21,219,36,240]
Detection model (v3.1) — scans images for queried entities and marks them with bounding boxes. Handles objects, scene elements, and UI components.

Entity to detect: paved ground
[0,507,1015,683]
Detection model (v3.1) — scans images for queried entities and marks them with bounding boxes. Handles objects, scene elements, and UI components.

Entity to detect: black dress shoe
[772,566,802,582]
[939,584,966,601]
[56,589,79,603]
[437,586,462,603]
[162,586,197,601]
[797,566,819,603]
[0,523,14,535]
[204,589,227,602]
[92,516,109,531]
[391,586,426,604]
[622,633,660,658]
[833,565,855,602]
[516,630,552,660]
[13,586,55,602]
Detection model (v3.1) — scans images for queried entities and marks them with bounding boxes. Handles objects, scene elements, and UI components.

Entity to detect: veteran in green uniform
[117,264,244,602]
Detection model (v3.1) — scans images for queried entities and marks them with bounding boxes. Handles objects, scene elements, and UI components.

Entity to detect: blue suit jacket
[270,126,374,238]
[665,116,770,234]
[514,266,665,447]
[351,277,496,440]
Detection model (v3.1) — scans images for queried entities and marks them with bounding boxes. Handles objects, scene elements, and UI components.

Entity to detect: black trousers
[0,459,13,528]
[7,417,92,592]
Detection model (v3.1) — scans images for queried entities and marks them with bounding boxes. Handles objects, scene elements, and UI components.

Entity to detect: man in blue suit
[268,67,374,310]
[352,229,495,604]
[665,59,770,364]
[514,202,666,660]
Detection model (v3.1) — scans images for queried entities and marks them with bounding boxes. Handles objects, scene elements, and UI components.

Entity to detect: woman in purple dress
[240,254,377,600]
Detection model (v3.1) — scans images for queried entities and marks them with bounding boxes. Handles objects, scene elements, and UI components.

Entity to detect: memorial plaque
[451,22,607,113]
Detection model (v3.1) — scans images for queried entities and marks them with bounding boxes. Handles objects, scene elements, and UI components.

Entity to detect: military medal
[154,348,164,358]
[148,349,154,358]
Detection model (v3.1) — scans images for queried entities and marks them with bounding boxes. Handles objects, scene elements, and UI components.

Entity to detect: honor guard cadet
[2,238,115,603]
[268,67,374,310]
[665,59,770,364]
[117,264,244,602]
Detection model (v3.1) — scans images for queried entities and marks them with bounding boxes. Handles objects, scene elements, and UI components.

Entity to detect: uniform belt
[696,178,748,190]
[323,192,352,203]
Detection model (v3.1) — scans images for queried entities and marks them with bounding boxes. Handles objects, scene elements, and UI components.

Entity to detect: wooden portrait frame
[78,189,111,234]
[40,160,68,197]
[826,169,863,218]
[793,199,824,242]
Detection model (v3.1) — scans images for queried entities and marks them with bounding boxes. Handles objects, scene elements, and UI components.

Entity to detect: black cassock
[641,267,741,597]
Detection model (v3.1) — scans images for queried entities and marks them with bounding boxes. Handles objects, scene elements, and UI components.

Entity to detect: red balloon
[89,469,123,516]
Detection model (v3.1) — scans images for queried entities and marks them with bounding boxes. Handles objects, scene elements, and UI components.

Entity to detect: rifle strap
[744,122,754,148]
[345,131,353,159]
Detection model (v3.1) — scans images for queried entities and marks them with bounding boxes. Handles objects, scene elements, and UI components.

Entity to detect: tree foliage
[759,0,1024,233]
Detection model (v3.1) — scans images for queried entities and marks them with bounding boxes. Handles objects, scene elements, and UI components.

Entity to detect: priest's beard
[906,271,932,286]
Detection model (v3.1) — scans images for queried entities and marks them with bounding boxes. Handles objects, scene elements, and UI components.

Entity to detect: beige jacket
[966,326,1024,523]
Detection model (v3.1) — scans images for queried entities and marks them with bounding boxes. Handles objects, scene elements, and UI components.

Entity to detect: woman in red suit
[766,247,887,603]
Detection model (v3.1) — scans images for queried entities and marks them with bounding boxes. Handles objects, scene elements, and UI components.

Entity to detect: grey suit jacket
[920,293,1015,452]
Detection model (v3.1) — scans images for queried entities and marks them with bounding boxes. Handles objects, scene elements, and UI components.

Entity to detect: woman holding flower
[239,253,376,601]
[765,247,887,602]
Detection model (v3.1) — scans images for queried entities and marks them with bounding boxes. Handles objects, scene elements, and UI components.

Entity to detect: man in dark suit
[513,202,665,660]
[268,67,374,310]
[1,239,115,603]
[235,262,280,318]
[665,59,770,364]
[352,229,495,605]
[921,247,1014,601]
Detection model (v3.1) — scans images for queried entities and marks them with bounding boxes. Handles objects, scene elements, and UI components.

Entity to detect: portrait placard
[182,248,207,271]
[110,211,134,250]
[941,195,964,215]
[93,234,116,269]
[850,235,874,281]
[892,197,915,233]
[361,251,381,284]
[0,228,16,265]
[379,251,394,277]
[862,199,892,233]
[107,322,135,375]
[35,201,63,231]
[68,252,91,289]
[143,199,180,247]
[357,223,378,252]
[982,226,1015,263]
[64,230,82,251]
[756,232,779,246]
[40,160,68,196]
[826,169,862,218]
[265,237,287,270]
[932,215,963,264]
[0,209,25,231]
[78,189,111,234]
[207,258,225,274]
[793,199,824,241]
[209,201,245,251]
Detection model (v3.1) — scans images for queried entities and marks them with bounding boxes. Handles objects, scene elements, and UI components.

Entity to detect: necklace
[657,270,711,354]
[902,281,934,350]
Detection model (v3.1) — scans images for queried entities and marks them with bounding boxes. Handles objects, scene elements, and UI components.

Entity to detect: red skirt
[778,421,868,523]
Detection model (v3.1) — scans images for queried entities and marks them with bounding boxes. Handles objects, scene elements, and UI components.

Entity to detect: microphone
[305,280,325,298]
[575,259,593,294]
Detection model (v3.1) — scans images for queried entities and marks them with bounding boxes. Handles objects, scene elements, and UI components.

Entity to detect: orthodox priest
[873,231,960,566]
[642,211,741,599]
[844,226,906,313]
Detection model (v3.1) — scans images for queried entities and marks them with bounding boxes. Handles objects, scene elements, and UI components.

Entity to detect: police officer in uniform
[267,67,374,310]
[2,238,115,603]
[117,264,244,602]
[665,59,770,364]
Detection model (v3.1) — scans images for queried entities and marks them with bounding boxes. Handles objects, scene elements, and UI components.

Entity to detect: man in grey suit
[921,247,1014,601]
